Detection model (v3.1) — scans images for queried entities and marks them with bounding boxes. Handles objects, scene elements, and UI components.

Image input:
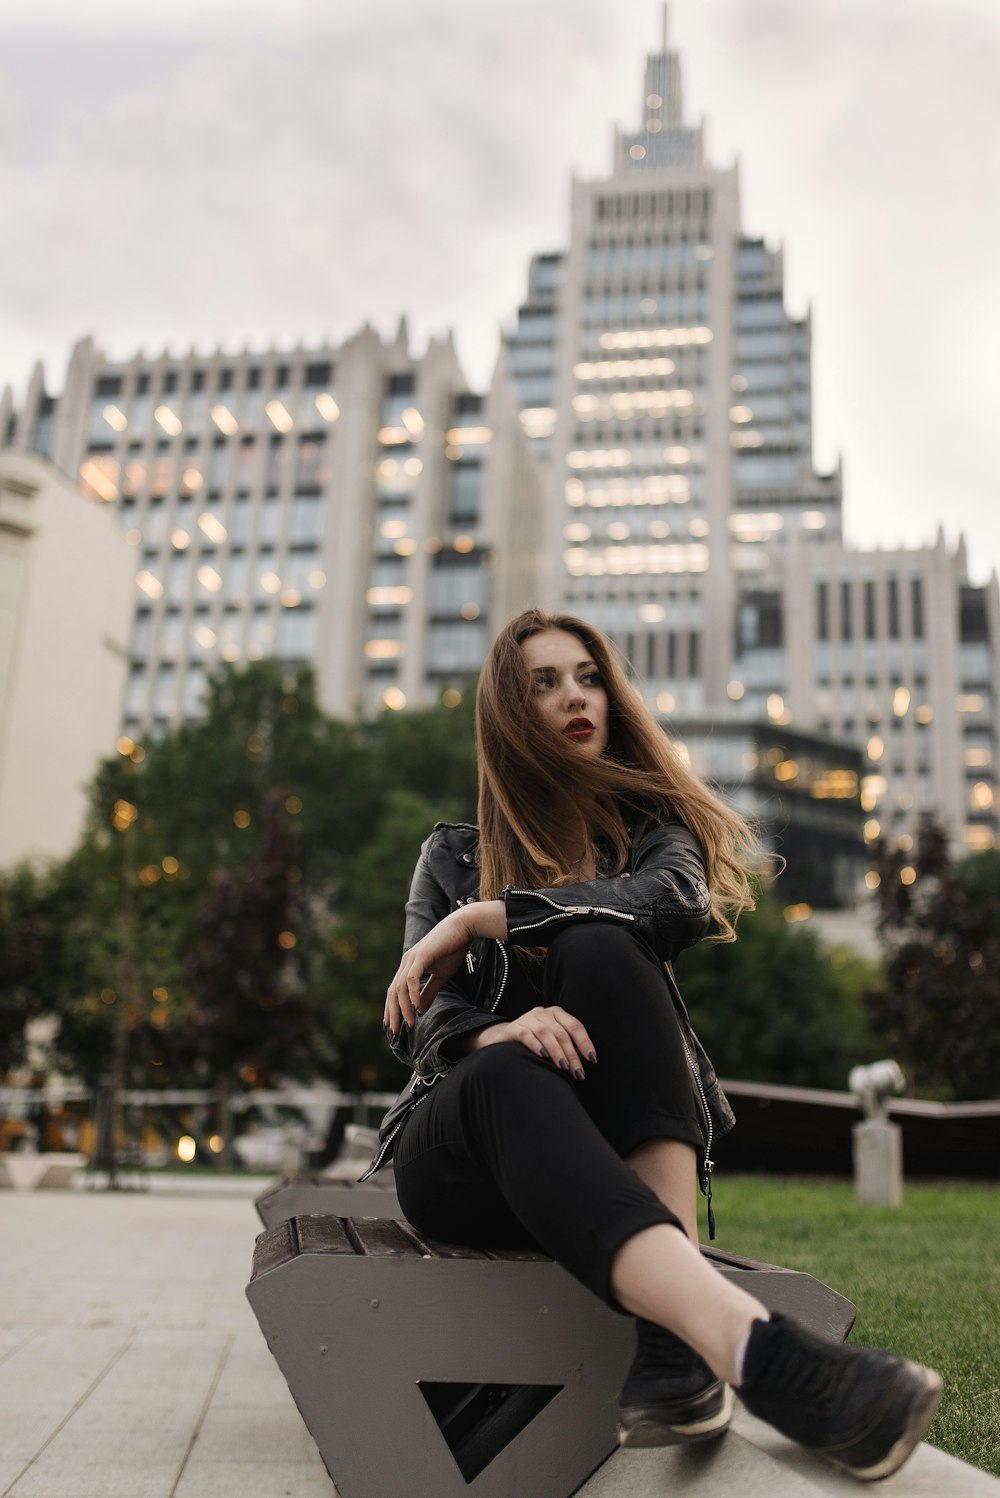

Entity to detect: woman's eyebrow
[528,660,598,674]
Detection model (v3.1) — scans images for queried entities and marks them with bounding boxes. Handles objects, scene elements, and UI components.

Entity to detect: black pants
[393,923,706,1309]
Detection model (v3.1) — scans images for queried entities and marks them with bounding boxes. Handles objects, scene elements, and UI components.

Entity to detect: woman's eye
[581,672,602,686]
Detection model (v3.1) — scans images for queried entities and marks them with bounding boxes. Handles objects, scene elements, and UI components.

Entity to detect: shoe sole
[618,1383,734,1448]
[829,1366,944,1483]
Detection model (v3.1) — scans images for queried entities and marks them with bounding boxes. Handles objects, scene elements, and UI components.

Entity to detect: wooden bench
[247,1212,855,1498]
[255,1171,401,1228]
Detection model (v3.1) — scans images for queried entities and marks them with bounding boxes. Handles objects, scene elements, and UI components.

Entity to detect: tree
[2,660,480,1103]
[677,896,883,1090]
[865,830,1000,1100]
[0,865,53,1074]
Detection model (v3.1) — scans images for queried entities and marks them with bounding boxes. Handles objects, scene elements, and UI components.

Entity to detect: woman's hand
[384,901,506,1037]
[469,1005,597,1081]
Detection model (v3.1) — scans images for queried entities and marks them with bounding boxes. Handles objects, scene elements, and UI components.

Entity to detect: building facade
[0,449,133,864]
[4,323,541,735]
[503,18,998,860]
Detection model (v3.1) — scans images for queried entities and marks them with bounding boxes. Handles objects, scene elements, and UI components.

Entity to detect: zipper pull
[466,951,476,974]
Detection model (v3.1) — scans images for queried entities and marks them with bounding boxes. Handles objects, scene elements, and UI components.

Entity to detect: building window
[237,438,257,491]
[448,462,482,524]
[290,495,323,546]
[295,435,330,492]
[817,580,829,641]
[841,580,853,641]
[266,437,287,492]
[911,577,925,639]
[259,497,282,545]
[864,580,877,640]
[887,576,899,639]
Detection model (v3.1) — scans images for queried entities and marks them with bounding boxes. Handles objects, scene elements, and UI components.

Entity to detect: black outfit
[363,810,735,1309]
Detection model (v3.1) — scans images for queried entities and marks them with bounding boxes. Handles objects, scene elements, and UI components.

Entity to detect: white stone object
[853,1119,903,1207]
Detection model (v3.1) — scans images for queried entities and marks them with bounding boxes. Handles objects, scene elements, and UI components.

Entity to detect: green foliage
[678,896,883,1089]
[867,840,1000,1101]
[0,865,54,1072]
[0,661,479,1098]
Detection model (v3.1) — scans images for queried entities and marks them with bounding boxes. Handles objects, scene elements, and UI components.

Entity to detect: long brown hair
[475,608,759,941]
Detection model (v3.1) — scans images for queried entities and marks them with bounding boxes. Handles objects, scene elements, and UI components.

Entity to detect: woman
[371,608,941,1480]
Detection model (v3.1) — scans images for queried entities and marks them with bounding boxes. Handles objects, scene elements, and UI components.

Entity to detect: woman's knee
[460,1039,545,1092]
[545,920,654,981]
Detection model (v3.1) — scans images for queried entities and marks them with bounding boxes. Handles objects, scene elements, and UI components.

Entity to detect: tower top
[613,7,703,172]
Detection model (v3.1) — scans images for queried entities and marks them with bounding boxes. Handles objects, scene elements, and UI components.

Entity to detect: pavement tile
[0,1328,125,1410]
[174,1459,337,1497]
[0,1328,35,1363]
[8,1457,183,1498]
[0,1407,78,1462]
[190,1402,325,1464]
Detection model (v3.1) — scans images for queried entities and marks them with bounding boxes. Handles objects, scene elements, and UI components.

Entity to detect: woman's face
[521,628,610,758]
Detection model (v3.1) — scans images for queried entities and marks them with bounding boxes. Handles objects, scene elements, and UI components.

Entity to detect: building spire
[614,6,703,171]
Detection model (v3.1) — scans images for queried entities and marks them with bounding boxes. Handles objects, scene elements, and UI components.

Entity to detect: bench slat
[295,1215,356,1256]
[251,1218,298,1279]
[703,1245,795,1275]
[346,1216,424,1258]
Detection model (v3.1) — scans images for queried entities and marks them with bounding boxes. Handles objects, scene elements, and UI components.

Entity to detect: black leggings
[393,923,706,1309]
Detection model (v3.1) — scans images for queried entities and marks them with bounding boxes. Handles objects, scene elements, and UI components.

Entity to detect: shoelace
[750,1335,870,1406]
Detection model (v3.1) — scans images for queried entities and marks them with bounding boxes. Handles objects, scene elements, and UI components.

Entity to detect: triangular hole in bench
[418,1380,563,1484]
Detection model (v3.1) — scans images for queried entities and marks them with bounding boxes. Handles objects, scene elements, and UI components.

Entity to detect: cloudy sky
[2,0,998,579]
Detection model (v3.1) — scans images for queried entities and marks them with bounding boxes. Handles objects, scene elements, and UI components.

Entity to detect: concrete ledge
[578,1404,1000,1496]
[0,1152,83,1190]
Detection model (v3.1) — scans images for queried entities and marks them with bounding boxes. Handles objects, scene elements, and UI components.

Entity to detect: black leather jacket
[361,810,736,1201]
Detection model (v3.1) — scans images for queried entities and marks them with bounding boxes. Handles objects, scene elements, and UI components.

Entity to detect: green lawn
[708,1176,1000,1476]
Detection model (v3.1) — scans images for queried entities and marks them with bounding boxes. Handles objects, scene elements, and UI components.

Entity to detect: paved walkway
[0,1187,334,1497]
[1,1185,997,1497]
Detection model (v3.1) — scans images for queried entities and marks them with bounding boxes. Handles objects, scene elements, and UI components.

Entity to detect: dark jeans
[393,923,705,1308]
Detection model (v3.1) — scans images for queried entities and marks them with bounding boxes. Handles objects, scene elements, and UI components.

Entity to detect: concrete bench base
[247,1213,857,1498]
[578,1404,1000,1496]
[0,1152,83,1190]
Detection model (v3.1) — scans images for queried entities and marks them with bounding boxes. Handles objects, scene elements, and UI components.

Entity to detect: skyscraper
[504,14,997,857]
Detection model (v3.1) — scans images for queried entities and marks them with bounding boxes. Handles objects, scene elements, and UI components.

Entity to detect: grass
[708,1175,1000,1476]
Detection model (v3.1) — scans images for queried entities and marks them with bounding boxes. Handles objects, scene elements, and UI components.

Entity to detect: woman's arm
[382,831,509,1076]
[502,816,712,961]
[384,899,507,1035]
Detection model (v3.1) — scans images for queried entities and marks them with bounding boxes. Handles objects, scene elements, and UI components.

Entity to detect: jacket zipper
[506,888,638,935]
[490,939,509,1011]
[680,1031,716,1240]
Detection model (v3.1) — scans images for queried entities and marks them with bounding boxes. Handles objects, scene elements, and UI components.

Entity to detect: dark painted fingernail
[558,1058,569,1072]
[538,1046,550,1060]
[573,1066,585,1082]
[587,1050,597,1063]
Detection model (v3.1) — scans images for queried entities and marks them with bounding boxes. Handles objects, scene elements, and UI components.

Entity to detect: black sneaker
[738,1314,943,1482]
[618,1318,734,1447]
